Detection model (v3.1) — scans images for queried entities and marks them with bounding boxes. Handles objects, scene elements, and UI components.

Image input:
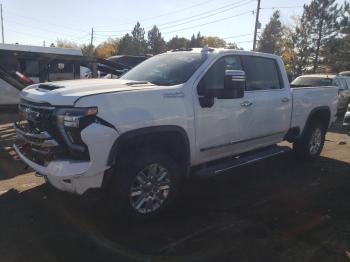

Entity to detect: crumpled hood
[20,79,161,106]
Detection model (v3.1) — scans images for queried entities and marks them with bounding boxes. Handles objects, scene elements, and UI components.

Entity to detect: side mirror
[221,70,245,99]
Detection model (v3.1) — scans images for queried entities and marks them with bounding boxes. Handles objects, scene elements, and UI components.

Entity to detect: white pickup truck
[13,47,338,219]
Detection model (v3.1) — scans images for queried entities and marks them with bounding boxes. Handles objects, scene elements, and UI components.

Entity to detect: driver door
[193,55,254,165]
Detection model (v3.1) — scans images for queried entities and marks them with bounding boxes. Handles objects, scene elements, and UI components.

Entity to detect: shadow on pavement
[1,154,350,261]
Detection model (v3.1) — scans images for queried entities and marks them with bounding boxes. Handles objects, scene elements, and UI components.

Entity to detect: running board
[192,146,291,177]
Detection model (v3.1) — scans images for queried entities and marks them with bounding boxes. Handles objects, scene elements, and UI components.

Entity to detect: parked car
[291,74,350,114]
[101,55,152,78]
[339,71,350,77]
[0,43,128,109]
[343,104,350,127]
[13,47,338,219]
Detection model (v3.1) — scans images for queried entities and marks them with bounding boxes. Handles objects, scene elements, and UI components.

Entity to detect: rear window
[291,76,333,87]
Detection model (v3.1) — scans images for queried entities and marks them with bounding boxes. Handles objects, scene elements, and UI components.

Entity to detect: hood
[20,79,161,106]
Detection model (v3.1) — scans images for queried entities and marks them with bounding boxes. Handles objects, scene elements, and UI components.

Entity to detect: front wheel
[293,121,326,160]
[109,150,182,219]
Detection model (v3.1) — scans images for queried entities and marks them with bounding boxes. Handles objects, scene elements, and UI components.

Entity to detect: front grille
[15,99,90,164]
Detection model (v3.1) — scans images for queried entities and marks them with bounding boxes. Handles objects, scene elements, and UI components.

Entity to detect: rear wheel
[293,121,326,160]
[109,150,182,219]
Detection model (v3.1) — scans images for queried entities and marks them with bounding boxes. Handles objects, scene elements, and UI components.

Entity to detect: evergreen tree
[189,34,197,48]
[303,0,342,72]
[147,26,166,55]
[166,36,190,50]
[322,2,350,71]
[118,34,134,55]
[292,13,314,76]
[189,32,204,47]
[131,22,147,54]
[257,10,284,55]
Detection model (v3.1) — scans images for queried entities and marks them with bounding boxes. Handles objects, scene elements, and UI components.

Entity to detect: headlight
[56,107,98,128]
[55,107,98,155]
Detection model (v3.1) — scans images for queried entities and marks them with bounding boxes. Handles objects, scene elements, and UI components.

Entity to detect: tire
[293,121,326,160]
[108,149,182,220]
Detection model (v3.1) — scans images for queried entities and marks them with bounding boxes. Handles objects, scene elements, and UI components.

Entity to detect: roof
[166,47,280,60]
[298,74,337,79]
[339,71,350,76]
[0,43,82,56]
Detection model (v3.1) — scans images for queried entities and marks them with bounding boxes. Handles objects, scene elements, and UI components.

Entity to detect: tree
[281,15,313,78]
[147,25,166,55]
[201,36,226,48]
[80,44,95,56]
[56,39,78,48]
[166,36,190,50]
[257,10,284,55]
[322,2,350,71]
[189,32,204,47]
[131,22,147,54]
[118,33,134,55]
[226,42,244,50]
[303,0,342,72]
[95,38,119,58]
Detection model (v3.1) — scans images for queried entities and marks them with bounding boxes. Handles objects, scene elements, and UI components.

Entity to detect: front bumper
[14,123,119,194]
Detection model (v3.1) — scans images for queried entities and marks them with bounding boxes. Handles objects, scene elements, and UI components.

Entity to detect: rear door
[240,55,292,145]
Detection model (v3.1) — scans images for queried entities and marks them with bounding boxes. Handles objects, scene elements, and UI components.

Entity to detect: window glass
[241,56,282,91]
[198,56,242,94]
[121,53,207,86]
[292,77,333,87]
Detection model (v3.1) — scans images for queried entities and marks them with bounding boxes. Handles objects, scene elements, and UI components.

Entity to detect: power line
[158,0,255,31]
[95,0,255,35]
[163,10,254,35]
[260,5,303,10]
[223,33,252,40]
[94,0,216,28]
[97,10,254,38]
[3,17,90,41]
[5,9,89,33]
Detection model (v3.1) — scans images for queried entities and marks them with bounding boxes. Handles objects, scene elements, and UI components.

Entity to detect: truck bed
[291,86,338,132]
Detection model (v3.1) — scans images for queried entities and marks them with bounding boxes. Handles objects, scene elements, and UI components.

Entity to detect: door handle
[281,97,290,103]
[240,101,253,107]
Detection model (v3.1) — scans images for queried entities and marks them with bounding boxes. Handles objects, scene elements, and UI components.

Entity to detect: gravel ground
[0,113,350,262]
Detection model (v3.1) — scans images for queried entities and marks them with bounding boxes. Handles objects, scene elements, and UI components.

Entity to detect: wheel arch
[301,106,331,136]
[107,125,191,175]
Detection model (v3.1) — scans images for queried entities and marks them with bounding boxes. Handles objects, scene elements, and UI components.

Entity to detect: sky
[0,0,345,51]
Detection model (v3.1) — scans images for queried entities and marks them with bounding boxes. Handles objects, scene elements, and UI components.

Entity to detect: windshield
[291,76,333,87]
[120,53,208,86]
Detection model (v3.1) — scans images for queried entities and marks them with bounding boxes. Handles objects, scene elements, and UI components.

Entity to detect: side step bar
[192,146,291,178]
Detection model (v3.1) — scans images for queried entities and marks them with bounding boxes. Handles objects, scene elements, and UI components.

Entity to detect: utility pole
[1,4,4,44]
[252,0,261,51]
[90,27,94,47]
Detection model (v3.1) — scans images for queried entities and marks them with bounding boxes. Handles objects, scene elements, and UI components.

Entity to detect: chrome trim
[215,150,286,174]
[200,131,286,152]
[19,102,55,111]
[13,123,51,139]
[16,132,58,147]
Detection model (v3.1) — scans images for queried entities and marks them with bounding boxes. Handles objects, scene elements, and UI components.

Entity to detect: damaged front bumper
[14,123,119,194]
